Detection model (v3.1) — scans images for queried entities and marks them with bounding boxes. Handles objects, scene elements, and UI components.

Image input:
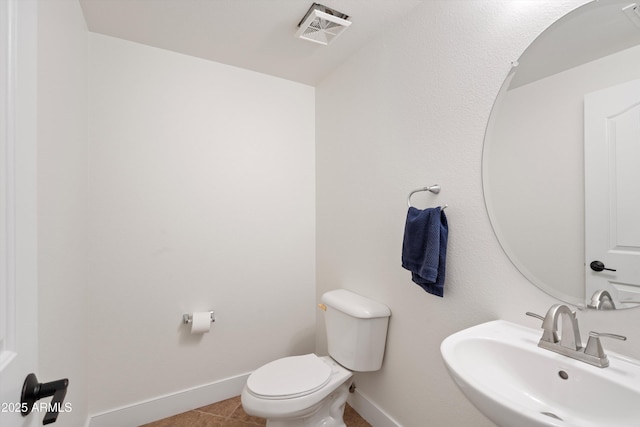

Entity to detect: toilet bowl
[241,354,352,426]
[241,289,391,427]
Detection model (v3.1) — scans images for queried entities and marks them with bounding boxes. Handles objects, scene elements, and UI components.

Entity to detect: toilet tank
[321,289,391,372]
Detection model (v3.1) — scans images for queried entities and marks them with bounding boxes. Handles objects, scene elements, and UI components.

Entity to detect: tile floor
[140,395,372,427]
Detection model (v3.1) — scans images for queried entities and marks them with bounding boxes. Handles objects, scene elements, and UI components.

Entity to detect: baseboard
[87,372,396,427]
[348,388,401,427]
[88,372,250,427]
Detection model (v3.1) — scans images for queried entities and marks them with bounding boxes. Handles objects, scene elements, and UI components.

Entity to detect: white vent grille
[296,7,351,45]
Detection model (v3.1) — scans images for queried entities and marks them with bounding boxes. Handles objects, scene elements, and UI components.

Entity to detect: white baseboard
[88,372,250,427]
[87,373,396,427]
[348,388,401,427]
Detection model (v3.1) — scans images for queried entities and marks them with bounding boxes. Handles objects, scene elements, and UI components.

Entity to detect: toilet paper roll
[190,312,211,334]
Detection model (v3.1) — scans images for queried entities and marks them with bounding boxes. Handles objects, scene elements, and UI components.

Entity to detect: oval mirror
[483,0,640,310]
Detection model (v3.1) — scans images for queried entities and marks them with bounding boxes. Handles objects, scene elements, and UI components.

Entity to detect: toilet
[241,289,391,427]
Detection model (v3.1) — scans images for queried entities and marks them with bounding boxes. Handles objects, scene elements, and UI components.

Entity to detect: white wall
[87,34,316,414]
[37,0,89,425]
[316,1,640,426]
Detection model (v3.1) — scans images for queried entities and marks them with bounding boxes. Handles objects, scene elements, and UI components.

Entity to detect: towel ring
[407,184,447,209]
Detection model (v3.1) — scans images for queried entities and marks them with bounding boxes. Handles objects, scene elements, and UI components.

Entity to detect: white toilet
[241,289,391,427]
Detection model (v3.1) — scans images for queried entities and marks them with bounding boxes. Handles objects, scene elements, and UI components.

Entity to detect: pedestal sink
[440,320,640,427]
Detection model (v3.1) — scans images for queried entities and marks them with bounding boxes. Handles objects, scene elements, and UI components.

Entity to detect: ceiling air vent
[295,3,351,45]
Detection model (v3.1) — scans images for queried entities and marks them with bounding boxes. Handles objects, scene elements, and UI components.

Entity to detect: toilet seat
[246,354,332,400]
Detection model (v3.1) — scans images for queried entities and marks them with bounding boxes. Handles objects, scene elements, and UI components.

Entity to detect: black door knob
[590,260,616,272]
[21,373,69,425]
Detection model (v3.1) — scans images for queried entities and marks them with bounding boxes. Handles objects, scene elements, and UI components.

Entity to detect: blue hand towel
[401,206,448,297]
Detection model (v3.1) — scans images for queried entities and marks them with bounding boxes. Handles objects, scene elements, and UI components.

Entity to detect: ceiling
[79,0,424,86]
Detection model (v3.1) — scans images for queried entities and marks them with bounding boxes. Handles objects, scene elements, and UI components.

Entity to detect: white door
[0,1,39,425]
[585,78,640,308]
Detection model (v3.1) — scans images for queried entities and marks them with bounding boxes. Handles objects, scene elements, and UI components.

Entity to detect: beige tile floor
[140,395,372,427]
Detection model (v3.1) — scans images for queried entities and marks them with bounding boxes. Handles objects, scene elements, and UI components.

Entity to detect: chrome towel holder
[407,184,447,209]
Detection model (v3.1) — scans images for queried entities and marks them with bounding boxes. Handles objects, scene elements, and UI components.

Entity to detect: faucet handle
[526,311,558,343]
[590,332,627,340]
[584,331,627,364]
[525,312,544,321]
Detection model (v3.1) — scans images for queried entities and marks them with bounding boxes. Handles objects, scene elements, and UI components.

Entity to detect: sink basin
[441,320,640,427]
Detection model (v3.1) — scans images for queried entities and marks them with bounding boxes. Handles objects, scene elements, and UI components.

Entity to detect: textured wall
[315,1,640,425]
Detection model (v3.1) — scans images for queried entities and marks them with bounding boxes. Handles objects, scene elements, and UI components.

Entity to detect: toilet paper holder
[183,311,215,324]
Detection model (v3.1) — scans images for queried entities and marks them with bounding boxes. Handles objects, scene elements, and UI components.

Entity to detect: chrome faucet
[526,304,626,368]
[541,304,581,350]
[588,289,616,310]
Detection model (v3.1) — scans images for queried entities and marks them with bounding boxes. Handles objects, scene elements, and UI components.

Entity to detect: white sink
[440,320,640,427]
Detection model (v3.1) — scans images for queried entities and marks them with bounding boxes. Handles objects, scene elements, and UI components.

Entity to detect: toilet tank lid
[322,289,391,319]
